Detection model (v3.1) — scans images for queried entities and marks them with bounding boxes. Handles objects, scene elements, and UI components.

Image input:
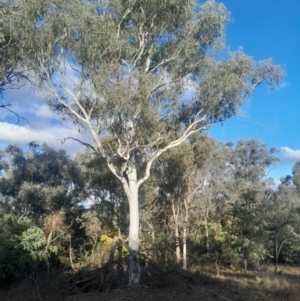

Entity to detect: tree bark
[150,223,155,245]
[175,222,181,264]
[182,198,189,270]
[68,235,75,270]
[146,221,155,244]
[182,225,187,269]
[45,230,53,254]
[127,165,139,252]
[215,253,221,277]
[274,234,285,275]
[172,201,181,264]
[204,209,209,252]
[126,161,141,285]
[243,248,248,274]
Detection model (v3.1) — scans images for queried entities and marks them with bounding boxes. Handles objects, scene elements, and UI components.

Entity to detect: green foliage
[0,0,47,94]
[223,216,269,266]
[0,142,86,221]
[0,212,33,287]
[281,225,300,263]
[6,0,282,182]
[0,135,300,279]
[75,150,128,233]
[293,160,300,190]
[21,226,48,262]
[77,212,102,246]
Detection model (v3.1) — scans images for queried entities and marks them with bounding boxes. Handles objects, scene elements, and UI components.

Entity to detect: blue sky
[0,0,299,182]
[209,0,300,180]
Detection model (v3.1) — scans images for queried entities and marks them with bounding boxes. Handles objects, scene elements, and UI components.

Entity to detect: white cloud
[3,60,81,121]
[0,63,99,157]
[0,122,86,156]
[35,104,58,119]
[2,85,54,125]
[281,146,300,163]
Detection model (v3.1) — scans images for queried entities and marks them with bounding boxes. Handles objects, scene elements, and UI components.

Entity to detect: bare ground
[1,264,299,301]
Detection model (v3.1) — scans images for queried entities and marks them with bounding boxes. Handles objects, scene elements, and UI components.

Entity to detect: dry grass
[0,264,299,301]
[192,264,300,301]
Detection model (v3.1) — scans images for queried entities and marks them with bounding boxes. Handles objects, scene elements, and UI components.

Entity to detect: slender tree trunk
[151,224,155,245]
[215,253,221,277]
[175,222,181,264]
[172,202,181,264]
[126,163,141,285]
[146,221,155,244]
[68,235,75,270]
[182,199,189,270]
[182,225,187,269]
[204,209,209,252]
[45,230,53,253]
[45,231,53,274]
[163,219,168,263]
[243,248,248,274]
[274,234,285,275]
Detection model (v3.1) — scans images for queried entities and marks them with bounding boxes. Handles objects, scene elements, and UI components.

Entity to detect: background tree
[0,142,86,223]
[10,0,283,284]
[221,139,279,272]
[0,142,87,274]
[0,211,34,287]
[75,150,128,233]
[292,160,300,191]
[265,172,300,272]
[152,135,216,268]
[191,140,231,255]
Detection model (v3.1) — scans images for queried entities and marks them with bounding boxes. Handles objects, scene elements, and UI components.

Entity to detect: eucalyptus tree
[228,139,279,189]
[153,141,196,267]
[0,1,25,94]
[0,0,47,117]
[266,182,300,272]
[192,140,231,254]
[263,166,300,270]
[154,135,223,269]
[0,142,86,222]
[293,160,300,191]
[16,0,283,283]
[224,139,279,271]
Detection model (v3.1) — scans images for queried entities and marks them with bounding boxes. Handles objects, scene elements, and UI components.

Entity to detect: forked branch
[137,113,207,187]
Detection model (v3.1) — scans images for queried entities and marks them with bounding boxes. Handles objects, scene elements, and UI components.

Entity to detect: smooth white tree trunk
[150,223,155,244]
[128,166,139,252]
[172,202,181,264]
[126,163,141,285]
[182,225,187,269]
[182,198,189,270]
[274,234,285,274]
[175,222,181,264]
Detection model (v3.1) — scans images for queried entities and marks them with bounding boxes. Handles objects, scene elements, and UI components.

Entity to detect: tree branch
[60,137,96,151]
[137,113,207,187]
